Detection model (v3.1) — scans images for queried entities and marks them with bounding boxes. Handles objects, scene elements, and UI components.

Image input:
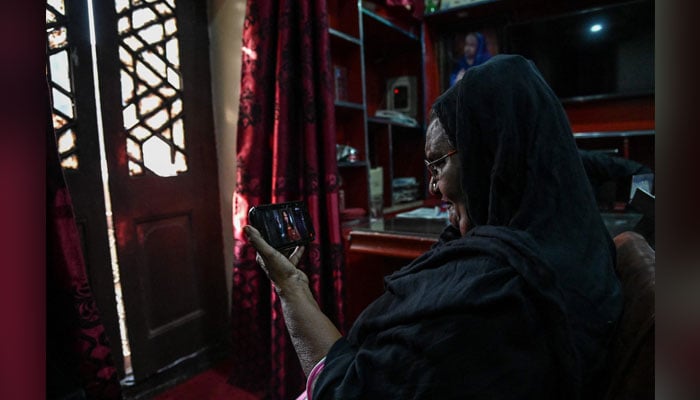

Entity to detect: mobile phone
[248,201,315,250]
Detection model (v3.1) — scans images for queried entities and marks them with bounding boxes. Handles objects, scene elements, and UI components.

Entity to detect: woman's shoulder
[391,226,541,282]
[437,225,543,269]
[390,225,559,298]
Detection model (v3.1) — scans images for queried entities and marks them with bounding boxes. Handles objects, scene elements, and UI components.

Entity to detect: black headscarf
[437,52,623,386]
[314,55,622,399]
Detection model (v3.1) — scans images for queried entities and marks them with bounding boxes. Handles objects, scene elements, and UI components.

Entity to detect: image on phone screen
[248,201,315,250]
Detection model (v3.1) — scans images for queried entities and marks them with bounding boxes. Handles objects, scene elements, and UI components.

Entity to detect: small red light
[394,88,399,94]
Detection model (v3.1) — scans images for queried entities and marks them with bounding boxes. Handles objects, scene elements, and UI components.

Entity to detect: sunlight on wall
[207,0,246,309]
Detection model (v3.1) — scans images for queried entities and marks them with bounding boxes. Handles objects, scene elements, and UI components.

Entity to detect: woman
[244,55,622,399]
[281,210,301,241]
[449,32,491,86]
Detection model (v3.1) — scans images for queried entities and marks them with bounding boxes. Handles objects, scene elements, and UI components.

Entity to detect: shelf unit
[328,1,426,222]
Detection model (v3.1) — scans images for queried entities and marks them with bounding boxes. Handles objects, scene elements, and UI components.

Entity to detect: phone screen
[248,201,315,250]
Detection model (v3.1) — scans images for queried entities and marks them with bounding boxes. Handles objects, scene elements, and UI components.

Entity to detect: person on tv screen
[449,32,491,86]
[244,55,622,399]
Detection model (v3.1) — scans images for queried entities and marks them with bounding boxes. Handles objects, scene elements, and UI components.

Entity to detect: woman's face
[463,34,478,60]
[425,118,469,235]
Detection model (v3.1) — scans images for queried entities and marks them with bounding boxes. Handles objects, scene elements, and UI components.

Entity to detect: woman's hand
[243,225,341,376]
[244,225,308,291]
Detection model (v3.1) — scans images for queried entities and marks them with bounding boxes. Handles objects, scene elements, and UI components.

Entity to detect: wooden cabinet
[328,1,426,222]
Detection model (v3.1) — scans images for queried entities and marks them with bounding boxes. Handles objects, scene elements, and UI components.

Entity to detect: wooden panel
[330,33,363,104]
[339,166,370,210]
[565,96,655,133]
[345,222,441,325]
[348,230,436,259]
[344,250,407,326]
[391,125,425,204]
[422,23,442,117]
[136,214,201,338]
[327,0,359,37]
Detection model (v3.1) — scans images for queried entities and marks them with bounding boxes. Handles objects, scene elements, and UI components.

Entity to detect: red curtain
[229,1,346,399]
[46,95,121,399]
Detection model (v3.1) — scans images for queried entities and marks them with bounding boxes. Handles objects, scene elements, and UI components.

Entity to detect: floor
[151,360,263,400]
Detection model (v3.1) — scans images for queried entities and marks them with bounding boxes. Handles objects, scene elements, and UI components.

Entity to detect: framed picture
[440,28,501,91]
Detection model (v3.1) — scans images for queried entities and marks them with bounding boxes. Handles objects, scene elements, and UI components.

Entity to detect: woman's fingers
[289,246,306,266]
[255,253,267,269]
[244,225,298,283]
[244,225,276,257]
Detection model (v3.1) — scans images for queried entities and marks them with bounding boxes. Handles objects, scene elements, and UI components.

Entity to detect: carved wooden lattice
[46,0,79,170]
[116,0,188,177]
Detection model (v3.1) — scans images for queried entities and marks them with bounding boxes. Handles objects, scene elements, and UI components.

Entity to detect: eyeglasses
[424,149,458,179]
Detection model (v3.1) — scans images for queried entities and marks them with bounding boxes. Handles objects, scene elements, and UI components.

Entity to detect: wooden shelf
[329,28,361,45]
[338,161,368,168]
[329,0,426,219]
[335,100,364,110]
[573,130,654,139]
[361,8,420,41]
[367,116,421,129]
[360,1,422,35]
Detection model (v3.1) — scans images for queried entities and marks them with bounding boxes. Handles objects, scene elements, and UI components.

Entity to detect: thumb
[244,225,276,258]
[244,225,294,277]
[288,246,306,266]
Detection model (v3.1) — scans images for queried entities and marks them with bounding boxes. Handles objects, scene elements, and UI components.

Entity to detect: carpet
[152,360,263,400]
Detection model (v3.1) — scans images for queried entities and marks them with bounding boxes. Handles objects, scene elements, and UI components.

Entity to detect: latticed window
[116,0,188,177]
[46,0,189,177]
[46,0,79,170]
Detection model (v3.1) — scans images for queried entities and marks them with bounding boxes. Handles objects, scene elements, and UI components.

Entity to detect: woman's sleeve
[311,338,357,399]
[297,356,326,400]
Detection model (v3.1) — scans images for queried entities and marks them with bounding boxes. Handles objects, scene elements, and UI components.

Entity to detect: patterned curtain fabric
[46,96,122,400]
[230,1,346,399]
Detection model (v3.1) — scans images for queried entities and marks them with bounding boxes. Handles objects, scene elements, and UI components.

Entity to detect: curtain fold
[230,1,346,399]
[46,91,122,400]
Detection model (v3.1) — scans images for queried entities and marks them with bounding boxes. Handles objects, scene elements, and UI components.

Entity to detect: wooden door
[47,0,125,375]
[88,0,228,380]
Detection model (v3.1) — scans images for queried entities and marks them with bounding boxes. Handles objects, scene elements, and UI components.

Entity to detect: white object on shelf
[375,110,419,127]
[395,207,448,220]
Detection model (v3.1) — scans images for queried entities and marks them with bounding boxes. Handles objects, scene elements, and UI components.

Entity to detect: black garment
[316,226,581,399]
[578,149,653,208]
[314,55,622,399]
[579,149,652,191]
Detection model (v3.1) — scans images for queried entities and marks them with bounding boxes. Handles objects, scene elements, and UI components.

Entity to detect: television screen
[504,0,654,100]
